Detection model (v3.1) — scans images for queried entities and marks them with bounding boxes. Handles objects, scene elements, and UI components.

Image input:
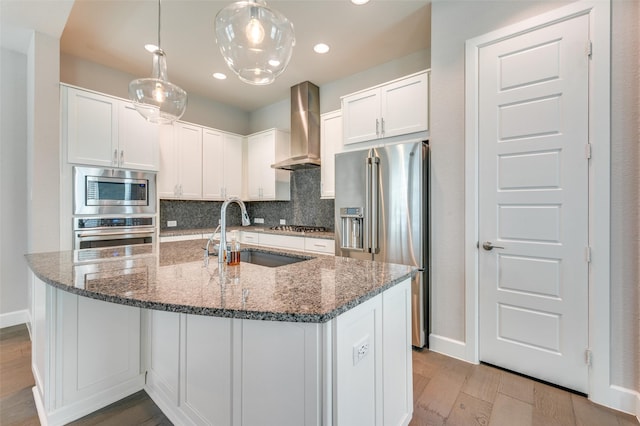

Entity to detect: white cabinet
[202,129,243,200]
[64,85,159,171]
[320,110,343,199]
[118,102,160,171]
[247,129,291,200]
[159,122,244,201]
[158,122,203,199]
[342,70,429,145]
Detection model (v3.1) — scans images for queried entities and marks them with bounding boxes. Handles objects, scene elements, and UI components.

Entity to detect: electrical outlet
[280,219,286,225]
[352,338,370,366]
[167,220,177,227]
[254,218,264,224]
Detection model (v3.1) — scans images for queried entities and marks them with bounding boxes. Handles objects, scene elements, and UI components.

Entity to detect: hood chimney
[271,81,321,171]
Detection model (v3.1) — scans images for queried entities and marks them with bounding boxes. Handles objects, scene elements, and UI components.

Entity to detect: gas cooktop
[269,225,327,233]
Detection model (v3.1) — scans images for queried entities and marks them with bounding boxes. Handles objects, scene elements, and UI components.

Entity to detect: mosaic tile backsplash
[160,168,335,231]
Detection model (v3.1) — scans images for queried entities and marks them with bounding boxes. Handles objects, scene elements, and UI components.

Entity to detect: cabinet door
[380,73,429,138]
[147,310,181,406]
[66,87,118,167]
[223,133,243,199]
[59,292,141,406]
[320,111,343,199]
[158,125,178,198]
[247,132,273,199]
[118,103,160,171]
[202,129,225,200]
[175,123,203,199]
[342,88,380,145]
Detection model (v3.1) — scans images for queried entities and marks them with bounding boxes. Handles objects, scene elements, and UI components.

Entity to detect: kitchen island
[26,239,415,426]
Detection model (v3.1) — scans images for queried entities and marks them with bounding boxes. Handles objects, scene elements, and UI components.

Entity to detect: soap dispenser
[227,230,241,266]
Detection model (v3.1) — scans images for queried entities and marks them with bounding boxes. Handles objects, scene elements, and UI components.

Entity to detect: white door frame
[464,0,612,407]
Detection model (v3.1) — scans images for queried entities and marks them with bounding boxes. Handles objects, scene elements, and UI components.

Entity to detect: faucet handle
[241,211,251,226]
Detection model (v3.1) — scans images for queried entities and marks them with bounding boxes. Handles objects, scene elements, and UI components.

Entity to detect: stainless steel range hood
[271,81,321,171]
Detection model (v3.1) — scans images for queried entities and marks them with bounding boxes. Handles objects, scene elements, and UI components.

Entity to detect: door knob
[482,241,504,251]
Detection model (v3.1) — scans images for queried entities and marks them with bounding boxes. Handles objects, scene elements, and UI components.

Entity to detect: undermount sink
[240,250,311,268]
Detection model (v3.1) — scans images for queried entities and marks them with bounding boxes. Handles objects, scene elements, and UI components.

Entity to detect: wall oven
[73,167,157,252]
[74,217,156,250]
[74,166,156,216]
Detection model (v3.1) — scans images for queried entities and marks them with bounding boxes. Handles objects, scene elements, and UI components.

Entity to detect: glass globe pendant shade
[129,50,187,124]
[215,0,295,85]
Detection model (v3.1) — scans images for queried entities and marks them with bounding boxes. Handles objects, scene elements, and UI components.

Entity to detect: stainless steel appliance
[73,216,156,250]
[335,141,429,347]
[74,166,156,215]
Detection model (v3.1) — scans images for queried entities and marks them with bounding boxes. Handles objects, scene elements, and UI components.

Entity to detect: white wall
[0,48,29,325]
[248,49,431,134]
[430,0,639,400]
[610,0,639,392]
[60,53,251,135]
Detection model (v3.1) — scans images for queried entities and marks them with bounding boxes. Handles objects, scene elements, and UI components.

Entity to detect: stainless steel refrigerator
[334,141,429,348]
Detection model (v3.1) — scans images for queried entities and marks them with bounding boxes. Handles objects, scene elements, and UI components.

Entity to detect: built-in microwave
[74,166,157,215]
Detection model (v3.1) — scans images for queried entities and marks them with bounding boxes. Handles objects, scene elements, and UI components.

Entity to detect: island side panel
[333,278,413,426]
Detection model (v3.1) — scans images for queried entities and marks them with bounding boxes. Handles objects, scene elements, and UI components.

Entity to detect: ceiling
[3,0,431,112]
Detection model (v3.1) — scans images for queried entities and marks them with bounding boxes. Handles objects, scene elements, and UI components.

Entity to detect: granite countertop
[160,226,335,240]
[25,240,415,323]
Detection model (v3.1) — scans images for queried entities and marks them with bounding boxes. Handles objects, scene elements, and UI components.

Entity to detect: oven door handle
[76,230,155,238]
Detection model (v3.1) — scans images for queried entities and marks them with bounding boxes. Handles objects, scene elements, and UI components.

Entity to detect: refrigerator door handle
[365,156,372,253]
[371,155,380,254]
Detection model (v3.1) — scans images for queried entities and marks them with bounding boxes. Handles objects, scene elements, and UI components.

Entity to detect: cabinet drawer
[240,232,260,245]
[304,238,335,255]
[259,233,305,251]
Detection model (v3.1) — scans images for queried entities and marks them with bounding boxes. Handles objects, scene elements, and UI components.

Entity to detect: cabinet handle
[113,149,118,166]
[375,118,379,136]
[380,117,385,136]
[120,150,124,165]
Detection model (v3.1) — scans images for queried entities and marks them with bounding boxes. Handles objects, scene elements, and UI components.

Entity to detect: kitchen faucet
[216,196,251,264]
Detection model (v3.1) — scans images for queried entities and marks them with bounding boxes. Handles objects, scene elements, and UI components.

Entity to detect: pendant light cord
[157,0,162,49]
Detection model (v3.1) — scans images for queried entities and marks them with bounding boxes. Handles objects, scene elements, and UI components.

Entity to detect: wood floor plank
[414,357,470,420]
[571,393,626,426]
[498,369,535,404]
[446,391,492,426]
[0,386,40,426]
[489,393,533,426]
[461,363,501,403]
[532,381,576,426]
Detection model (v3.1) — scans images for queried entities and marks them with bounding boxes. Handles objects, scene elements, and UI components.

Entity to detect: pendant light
[215,0,295,85]
[129,0,187,124]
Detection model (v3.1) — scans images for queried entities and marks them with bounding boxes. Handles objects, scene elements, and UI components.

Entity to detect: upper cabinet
[63,85,159,171]
[320,110,343,199]
[158,122,244,201]
[246,129,290,201]
[341,70,429,146]
[202,130,243,200]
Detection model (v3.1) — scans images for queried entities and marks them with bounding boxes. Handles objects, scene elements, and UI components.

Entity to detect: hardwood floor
[1,324,637,425]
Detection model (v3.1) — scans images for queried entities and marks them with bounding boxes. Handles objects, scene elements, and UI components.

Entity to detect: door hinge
[585,246,592,263]
[585,143,592,159]
[585,349,593,367]
[586,41,593,58]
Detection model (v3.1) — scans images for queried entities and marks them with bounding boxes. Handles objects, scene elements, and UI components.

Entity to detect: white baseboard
[0,309,30,329]
[428,333,474,363]
[596,385,640,420]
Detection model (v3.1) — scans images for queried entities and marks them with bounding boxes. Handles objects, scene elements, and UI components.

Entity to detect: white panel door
[478,14,590,392]
[222,133,243,198]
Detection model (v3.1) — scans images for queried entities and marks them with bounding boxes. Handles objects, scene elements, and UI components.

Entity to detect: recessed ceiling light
[350,0,370,5]
[144,44,159,53]
[213,72,227,80]
[314,43,330,54]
